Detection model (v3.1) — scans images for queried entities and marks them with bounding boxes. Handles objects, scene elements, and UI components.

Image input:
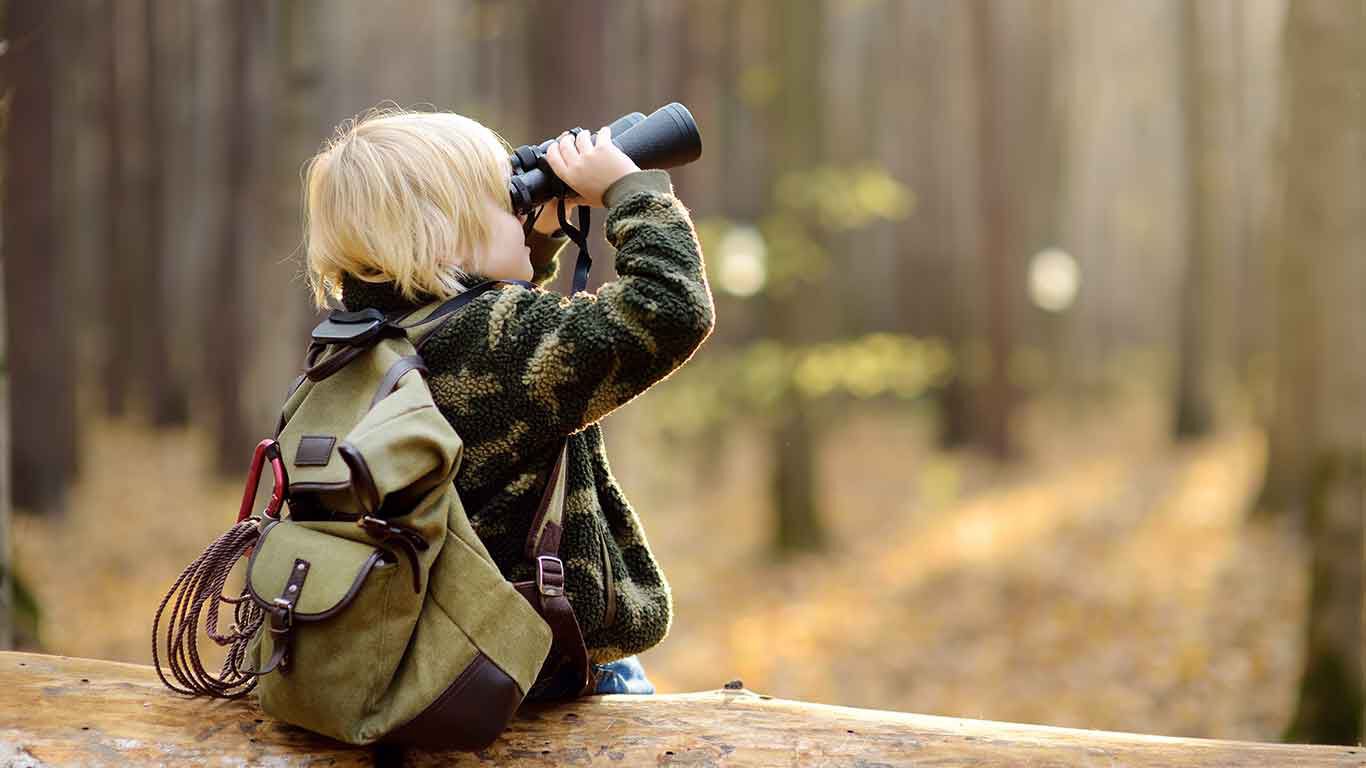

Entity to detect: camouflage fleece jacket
[340,170,715,663]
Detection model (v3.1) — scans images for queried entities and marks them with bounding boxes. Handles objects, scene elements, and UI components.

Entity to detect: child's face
[469,198,533,282]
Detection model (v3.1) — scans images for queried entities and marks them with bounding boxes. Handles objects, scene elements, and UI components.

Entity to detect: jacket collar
[340,272,495,314]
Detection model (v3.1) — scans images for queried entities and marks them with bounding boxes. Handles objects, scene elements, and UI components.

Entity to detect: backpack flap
[244,519,399,683]
[339,368,462,522]
[279,339,459,525]
[246,520,389,620]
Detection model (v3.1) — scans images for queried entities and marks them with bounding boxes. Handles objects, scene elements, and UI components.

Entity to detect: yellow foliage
[641,335,954,437]
[775,165,914,231]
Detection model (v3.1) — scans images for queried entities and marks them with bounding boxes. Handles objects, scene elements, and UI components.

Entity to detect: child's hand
[544,125,641,209]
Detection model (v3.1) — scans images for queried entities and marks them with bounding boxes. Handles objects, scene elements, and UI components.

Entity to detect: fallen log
[0,651,1361,767]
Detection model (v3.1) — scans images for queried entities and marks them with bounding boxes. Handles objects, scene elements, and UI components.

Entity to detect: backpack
[152,279,595,750]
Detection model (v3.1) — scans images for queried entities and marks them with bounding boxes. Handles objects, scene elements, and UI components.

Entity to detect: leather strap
[274,374,309,438]
[256,558,311,676]
[514,547,591,699]
[515,440,592,697]
[520,552,591,698]
[400,280,506,350]
[303,341,369,382]
[525,442,570,560]
[370,355,428,408]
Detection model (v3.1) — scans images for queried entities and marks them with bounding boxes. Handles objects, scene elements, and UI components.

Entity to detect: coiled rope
[152,519,266,698]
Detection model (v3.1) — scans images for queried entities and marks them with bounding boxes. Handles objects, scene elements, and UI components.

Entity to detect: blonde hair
[303,107,513,309]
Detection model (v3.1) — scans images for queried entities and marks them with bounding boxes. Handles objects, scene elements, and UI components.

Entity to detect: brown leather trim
[337,442,381,514]
[514,564,591,699]
[295,435,336,466]
[538,521,562,559]
[370,356,428,409]
[244,521,387,620]
[524,450,565,559]
[383,652,523,750]
[288,481,350,495]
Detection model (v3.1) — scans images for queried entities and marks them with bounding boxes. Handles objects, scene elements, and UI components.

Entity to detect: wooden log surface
[1,651,1362,767]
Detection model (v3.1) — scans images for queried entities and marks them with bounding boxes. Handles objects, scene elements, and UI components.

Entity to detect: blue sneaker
[592,656,655,695]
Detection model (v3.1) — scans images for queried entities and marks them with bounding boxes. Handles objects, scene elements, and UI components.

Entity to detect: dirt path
[12,406,1306,742]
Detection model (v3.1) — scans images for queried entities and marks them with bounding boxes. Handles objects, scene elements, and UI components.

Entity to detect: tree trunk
[101,0,133,417]
[1275,0,1366,746]
[107,0,162,422]
[969,0,1014,461]
[766,0,827,555]
[1172,0,1220,440]
[204,0,259,475]
[4,0,76,515]
[2,651,1363,767]
[244,0,328,452]
[928,0,978,450]
[0,0,12,648]
[140,0,188,425]
[145,0,194,426]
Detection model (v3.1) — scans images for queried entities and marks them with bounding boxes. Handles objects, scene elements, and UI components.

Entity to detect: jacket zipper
[597,526,617,629]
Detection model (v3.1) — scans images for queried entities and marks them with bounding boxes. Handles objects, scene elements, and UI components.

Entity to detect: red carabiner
[236,439,289,524]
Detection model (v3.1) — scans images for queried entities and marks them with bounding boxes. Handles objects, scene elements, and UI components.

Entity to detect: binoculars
[508,102,702,215]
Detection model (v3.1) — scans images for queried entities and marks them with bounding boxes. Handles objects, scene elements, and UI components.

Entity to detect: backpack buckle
[536,555,565,597]
[270,597,294,632]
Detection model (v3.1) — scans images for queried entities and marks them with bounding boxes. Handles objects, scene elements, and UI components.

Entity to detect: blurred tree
[968,0,1014,461]
[148,0,196,423]
[107,0,180,424]
[0,0,12,647]
[766,0,828,554]
[246,0,328,452]
[1270,0,1366,746]
[100,0,133,417]
[1172,0,1237,441]
[910,0,977,450]
[4,0,76,515]
[200,0,256,475]
[58,1,114,394]
[143,0,190,425]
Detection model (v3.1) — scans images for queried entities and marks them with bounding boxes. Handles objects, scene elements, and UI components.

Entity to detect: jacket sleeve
[431,170,715,447]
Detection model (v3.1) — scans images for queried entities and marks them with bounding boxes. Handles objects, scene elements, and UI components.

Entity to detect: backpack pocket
[246,519,421,743]
[377,516,553,749]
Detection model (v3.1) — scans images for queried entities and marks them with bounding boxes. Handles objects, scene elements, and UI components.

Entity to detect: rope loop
[152,519,266,698]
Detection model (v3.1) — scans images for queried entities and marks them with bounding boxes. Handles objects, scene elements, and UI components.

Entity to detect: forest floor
[12,390,1305,743]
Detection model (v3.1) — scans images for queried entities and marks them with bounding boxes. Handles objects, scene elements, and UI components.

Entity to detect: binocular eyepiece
[508,102,702,214]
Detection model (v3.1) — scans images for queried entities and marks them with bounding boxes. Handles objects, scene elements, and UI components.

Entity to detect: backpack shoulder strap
[525,442,569,561]
[519,441,593,697]
[396,280,517,350]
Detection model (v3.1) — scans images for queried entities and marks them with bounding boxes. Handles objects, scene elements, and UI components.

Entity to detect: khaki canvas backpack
[153,281,594,750]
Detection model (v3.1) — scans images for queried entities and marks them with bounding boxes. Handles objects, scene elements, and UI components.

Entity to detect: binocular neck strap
[556,197,593,294]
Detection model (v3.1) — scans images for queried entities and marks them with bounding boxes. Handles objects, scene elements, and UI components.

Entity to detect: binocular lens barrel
[509,103,702,213]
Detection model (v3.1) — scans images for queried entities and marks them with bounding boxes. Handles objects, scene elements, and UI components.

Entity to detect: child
[302,108,715,696]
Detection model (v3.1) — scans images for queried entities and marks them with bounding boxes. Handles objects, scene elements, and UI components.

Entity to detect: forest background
[1,0,1363,747]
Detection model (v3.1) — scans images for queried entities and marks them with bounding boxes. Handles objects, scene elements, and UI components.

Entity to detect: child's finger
[545,141,563,171]
[576,128,592,154]
[598,124,612,147]
[558,132,577,161]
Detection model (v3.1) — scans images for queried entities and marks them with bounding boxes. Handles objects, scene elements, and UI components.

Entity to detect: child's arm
[509,168,713,434]
[424,168,714,460]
